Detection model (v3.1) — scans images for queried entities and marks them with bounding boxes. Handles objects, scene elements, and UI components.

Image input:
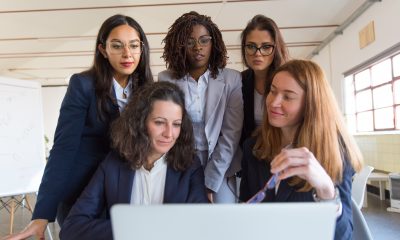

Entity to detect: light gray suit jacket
[158,68,243,193]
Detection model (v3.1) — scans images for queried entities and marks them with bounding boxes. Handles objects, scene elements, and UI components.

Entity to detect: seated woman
[239,59,362,240]
[60,82,208,240]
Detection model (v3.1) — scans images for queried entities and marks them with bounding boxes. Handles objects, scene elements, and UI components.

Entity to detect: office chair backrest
[351,198,374,240]
[352,165,374,209]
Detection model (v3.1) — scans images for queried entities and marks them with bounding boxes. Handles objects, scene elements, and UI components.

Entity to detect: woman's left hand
[270,147,335,200]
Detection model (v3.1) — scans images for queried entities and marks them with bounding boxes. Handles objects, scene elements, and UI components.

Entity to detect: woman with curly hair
[60,82,208,239]
[158,11,243,203]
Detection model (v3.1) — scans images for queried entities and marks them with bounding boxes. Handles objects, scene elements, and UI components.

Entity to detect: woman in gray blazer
[158,11,243,203]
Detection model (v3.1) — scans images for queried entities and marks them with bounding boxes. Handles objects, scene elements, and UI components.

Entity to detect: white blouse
[185,70,209,151]
[112,77,133,112]
[130,154,167,205]
[254,89,264,127]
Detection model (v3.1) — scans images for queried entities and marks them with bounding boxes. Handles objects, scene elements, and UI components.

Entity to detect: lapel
[257,159,269,187]
[259,158,296,202]
[204,72,225,126]
[274,179,295,202]
[108,85,120,120]
[176,77,191,95]
[246,71,255,129]
[257,160,276,202]
[243,69,255,107]
[163,166,181,203]
[117,162,135,204]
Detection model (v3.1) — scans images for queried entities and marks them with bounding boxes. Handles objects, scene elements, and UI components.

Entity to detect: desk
[363,172,389,208]
[363,172,389,207]
[368,172,389,200]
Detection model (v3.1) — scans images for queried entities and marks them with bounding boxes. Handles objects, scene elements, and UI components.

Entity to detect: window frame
[345,51,400,133]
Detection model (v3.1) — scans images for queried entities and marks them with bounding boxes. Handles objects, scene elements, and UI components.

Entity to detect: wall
[40,1,400,173]
[41,86,67,152]
[356,133,400,172]
[312,0,400,173]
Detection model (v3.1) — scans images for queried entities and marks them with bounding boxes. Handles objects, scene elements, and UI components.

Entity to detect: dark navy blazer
[33,73,119,221]
[60,151,208,240]
[240,69,256,146]
[240,138,354,240]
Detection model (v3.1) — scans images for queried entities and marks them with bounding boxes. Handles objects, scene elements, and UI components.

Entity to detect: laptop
[111,202,337,240]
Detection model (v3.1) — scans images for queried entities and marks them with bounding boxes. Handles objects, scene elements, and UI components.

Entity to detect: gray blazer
[158,68,243,192]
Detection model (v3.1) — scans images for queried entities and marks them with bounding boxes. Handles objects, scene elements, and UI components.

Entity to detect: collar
[112,77,132,91]
[141,153,167,173]
[186,69,210,84]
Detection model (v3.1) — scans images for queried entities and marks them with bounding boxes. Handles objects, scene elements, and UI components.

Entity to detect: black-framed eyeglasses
[107,40,144,55]
[244,44,275,56]
[187,35,212,48]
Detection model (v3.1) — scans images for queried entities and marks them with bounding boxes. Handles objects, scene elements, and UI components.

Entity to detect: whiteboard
[0,76,46,197]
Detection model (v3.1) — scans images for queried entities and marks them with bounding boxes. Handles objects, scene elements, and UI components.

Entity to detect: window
[345,52,400,132]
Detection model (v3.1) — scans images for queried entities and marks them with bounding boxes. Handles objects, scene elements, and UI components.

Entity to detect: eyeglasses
[247,143,292,203]
[107,40,144,55]
[187,35,212,48]
[244,44,275,56]
[246,173,279,203]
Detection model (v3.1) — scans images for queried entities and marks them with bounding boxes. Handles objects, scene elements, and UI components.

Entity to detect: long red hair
[254,59,363,191]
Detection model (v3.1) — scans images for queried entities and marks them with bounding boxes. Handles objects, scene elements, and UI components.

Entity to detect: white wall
[312,0,400,173]
[41,86,67,151]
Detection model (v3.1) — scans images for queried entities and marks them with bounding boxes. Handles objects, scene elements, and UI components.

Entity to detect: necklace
[122,84,129,99]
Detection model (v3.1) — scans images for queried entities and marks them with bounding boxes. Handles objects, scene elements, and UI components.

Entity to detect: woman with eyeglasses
[240,15,289,144]
[2,14,153,240]
[158,11,243,203]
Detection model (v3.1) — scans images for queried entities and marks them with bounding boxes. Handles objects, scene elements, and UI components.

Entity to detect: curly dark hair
[241,15,289,93]
[110,81,194,171]
[161,11,227,79]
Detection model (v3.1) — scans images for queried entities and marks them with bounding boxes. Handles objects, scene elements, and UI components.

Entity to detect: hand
[2,219,48,240]
[270,147,335,200]
[206,188,214,203]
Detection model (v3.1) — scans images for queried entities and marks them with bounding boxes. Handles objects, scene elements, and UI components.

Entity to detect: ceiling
[0,0,370,86]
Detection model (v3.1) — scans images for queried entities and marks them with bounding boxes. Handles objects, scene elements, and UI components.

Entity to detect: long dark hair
[162,11,227,79]
[84,14,153,121]
[111,82,194,171]
[241,15,289,93]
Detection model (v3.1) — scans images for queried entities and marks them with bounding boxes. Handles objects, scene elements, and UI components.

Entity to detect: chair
[351,198,374,240]
[352,165,374,209]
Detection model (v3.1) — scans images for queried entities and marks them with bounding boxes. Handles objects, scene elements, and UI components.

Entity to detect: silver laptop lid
[111,203,336,240]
